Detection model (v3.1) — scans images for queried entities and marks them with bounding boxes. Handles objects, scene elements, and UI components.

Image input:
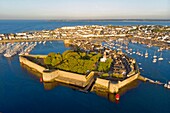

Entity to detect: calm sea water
[0,20,170,113]
[0,20,170,34]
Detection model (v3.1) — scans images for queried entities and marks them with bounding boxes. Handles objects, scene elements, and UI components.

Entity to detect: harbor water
[0,20,170,113]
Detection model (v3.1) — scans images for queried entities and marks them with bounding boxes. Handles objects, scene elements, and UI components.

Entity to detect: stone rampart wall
[19,56,45,73]
[109,74,139,93]
[118,74,139,89]
[19,55,95,86]
[95,78,109,88]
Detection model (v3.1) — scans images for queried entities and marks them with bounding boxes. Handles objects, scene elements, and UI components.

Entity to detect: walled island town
[0,25,169,101]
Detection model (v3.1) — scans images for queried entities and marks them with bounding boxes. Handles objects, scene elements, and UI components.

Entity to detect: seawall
[19,55,46,73]
[19,55,95,88]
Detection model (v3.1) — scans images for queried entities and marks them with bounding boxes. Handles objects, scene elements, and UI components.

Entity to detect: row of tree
[44,50,112,74]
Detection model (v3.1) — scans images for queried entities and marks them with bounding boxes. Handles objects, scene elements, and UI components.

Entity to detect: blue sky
[0,0,169,19]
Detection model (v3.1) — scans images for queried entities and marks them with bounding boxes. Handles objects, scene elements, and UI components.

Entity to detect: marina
[0,42,37,57]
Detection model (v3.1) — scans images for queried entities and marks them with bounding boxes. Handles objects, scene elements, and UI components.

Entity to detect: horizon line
[0,18,170,21]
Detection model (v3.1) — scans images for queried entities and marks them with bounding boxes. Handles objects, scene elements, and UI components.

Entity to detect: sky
[0,0,170,20]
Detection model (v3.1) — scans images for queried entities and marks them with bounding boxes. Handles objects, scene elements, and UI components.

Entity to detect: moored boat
[153,59,157,63]
[145,50,148,58]
[153,51,157,58]
[158,53,163,61]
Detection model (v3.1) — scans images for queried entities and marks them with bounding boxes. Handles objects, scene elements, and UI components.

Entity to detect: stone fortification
[19,55,95,87]
[19,55,139,93]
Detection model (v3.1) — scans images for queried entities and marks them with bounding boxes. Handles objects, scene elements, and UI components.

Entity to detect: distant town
[0,25,170,45]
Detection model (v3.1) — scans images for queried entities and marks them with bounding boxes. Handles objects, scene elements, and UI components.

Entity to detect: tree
[97,58,112,72]
[44,56,52,65]
[48,52,56,58]
[51,58,58,66]
[90,53,102,62]
[54,53,62,65]
[44,50,105,74]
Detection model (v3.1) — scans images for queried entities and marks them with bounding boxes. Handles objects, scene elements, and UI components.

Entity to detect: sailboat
[158,47,163,52]
[158,53,163,61]
[164,81,170,89]
[152,58,157,63]
[145,50,148,58]
[153,51,157,58]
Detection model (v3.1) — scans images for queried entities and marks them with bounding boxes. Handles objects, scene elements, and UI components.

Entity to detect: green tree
[44,56,52,65]
[48,52,56,58]
[98,58,112,72]
[51,58,58,66]
[90,53,102,62]
[54,53,62,65]
[44,50,105,74]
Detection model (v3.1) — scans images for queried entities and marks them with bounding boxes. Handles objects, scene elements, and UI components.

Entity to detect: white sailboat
[164,81,170,88]
[158,47,163,52]
[145,50,148,58]
[43,41,46,45]
[158,53,163,61]
[152,58,157,63]
[153,51,157,58]
[164,84,168,88]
